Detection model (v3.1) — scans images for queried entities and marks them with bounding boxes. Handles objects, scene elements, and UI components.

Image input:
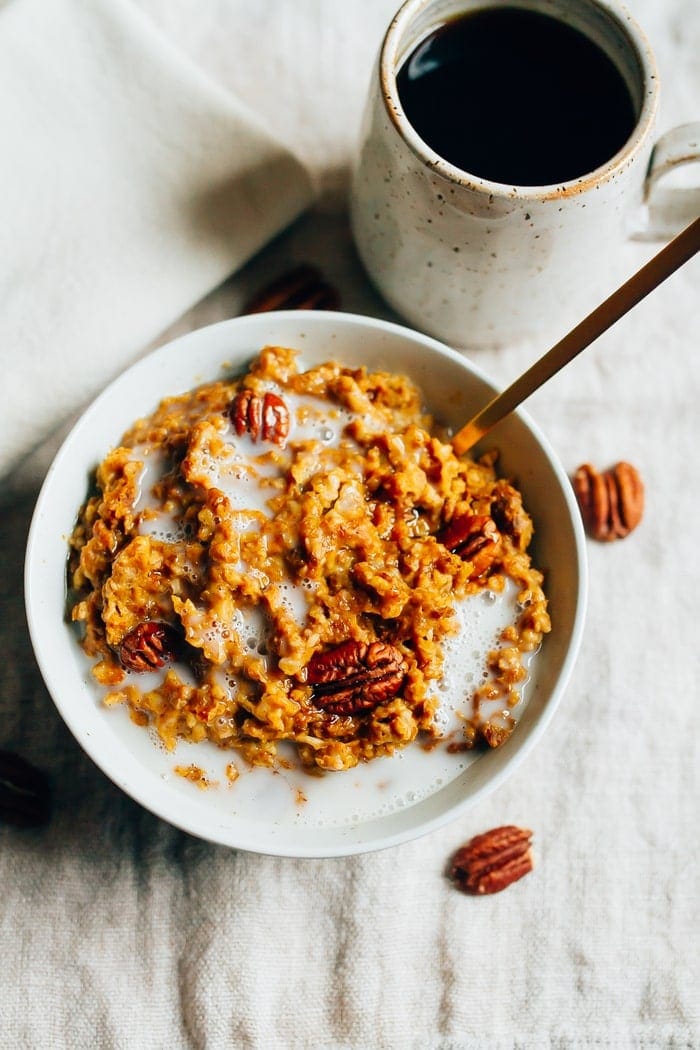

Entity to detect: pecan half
[489,481,532,551]
[118,621,181,673]
[306,640,407,716]
[573,461,644,541]
[436,514,501,579]
[0,749,51,828]
[450,825,533,895]
[229,389,290,447]
[242,264,340,314]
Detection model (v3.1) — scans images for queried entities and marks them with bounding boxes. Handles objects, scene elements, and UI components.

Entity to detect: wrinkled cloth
[1,1,699,1047]
[0,0,312,479]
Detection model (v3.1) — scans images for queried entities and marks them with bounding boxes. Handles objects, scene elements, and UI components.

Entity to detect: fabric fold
[0,0,314,479]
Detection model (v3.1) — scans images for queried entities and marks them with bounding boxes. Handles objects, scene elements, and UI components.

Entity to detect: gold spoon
[451,216,700,455]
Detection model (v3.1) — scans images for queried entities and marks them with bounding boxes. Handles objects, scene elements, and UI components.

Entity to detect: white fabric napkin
[0,0,314,481]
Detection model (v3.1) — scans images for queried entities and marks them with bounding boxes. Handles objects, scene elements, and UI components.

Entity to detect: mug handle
[631,122,700,241]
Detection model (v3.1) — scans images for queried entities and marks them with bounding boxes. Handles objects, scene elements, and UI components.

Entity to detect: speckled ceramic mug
[351,0,700,348]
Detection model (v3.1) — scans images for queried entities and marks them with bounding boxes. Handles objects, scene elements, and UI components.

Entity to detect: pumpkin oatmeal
[68,346,550,773]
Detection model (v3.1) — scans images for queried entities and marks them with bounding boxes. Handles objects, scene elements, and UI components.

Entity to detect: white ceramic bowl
[25,311,586,856]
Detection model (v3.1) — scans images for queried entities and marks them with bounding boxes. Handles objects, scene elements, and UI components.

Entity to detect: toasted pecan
[436,513,501,579]
[306,639,407,716]
[450,825,533,894]
[242,264,340,314]
[118,621,182,673]
[228,389,290,446]
[573,461,644,541]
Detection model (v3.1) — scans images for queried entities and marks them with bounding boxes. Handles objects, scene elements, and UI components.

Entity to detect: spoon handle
[451,215,700,456]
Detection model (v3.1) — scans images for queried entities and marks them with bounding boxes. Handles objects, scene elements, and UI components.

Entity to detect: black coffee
[396,6,637,186]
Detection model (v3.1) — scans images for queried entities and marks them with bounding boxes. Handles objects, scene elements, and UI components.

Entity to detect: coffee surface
[396,6,637,186]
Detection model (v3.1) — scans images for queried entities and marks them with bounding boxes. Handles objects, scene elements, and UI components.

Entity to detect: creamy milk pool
[148,580,533,829]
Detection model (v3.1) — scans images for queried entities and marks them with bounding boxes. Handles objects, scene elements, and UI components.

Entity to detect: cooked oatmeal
[68,346,550,772]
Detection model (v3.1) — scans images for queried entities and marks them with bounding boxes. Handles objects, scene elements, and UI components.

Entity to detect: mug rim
[379,0,660,201]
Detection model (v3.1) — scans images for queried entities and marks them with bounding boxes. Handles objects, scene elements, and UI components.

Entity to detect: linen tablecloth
[1,1,698,1046]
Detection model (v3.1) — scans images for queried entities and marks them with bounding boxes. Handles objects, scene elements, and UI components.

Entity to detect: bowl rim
[24,309,588,857]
